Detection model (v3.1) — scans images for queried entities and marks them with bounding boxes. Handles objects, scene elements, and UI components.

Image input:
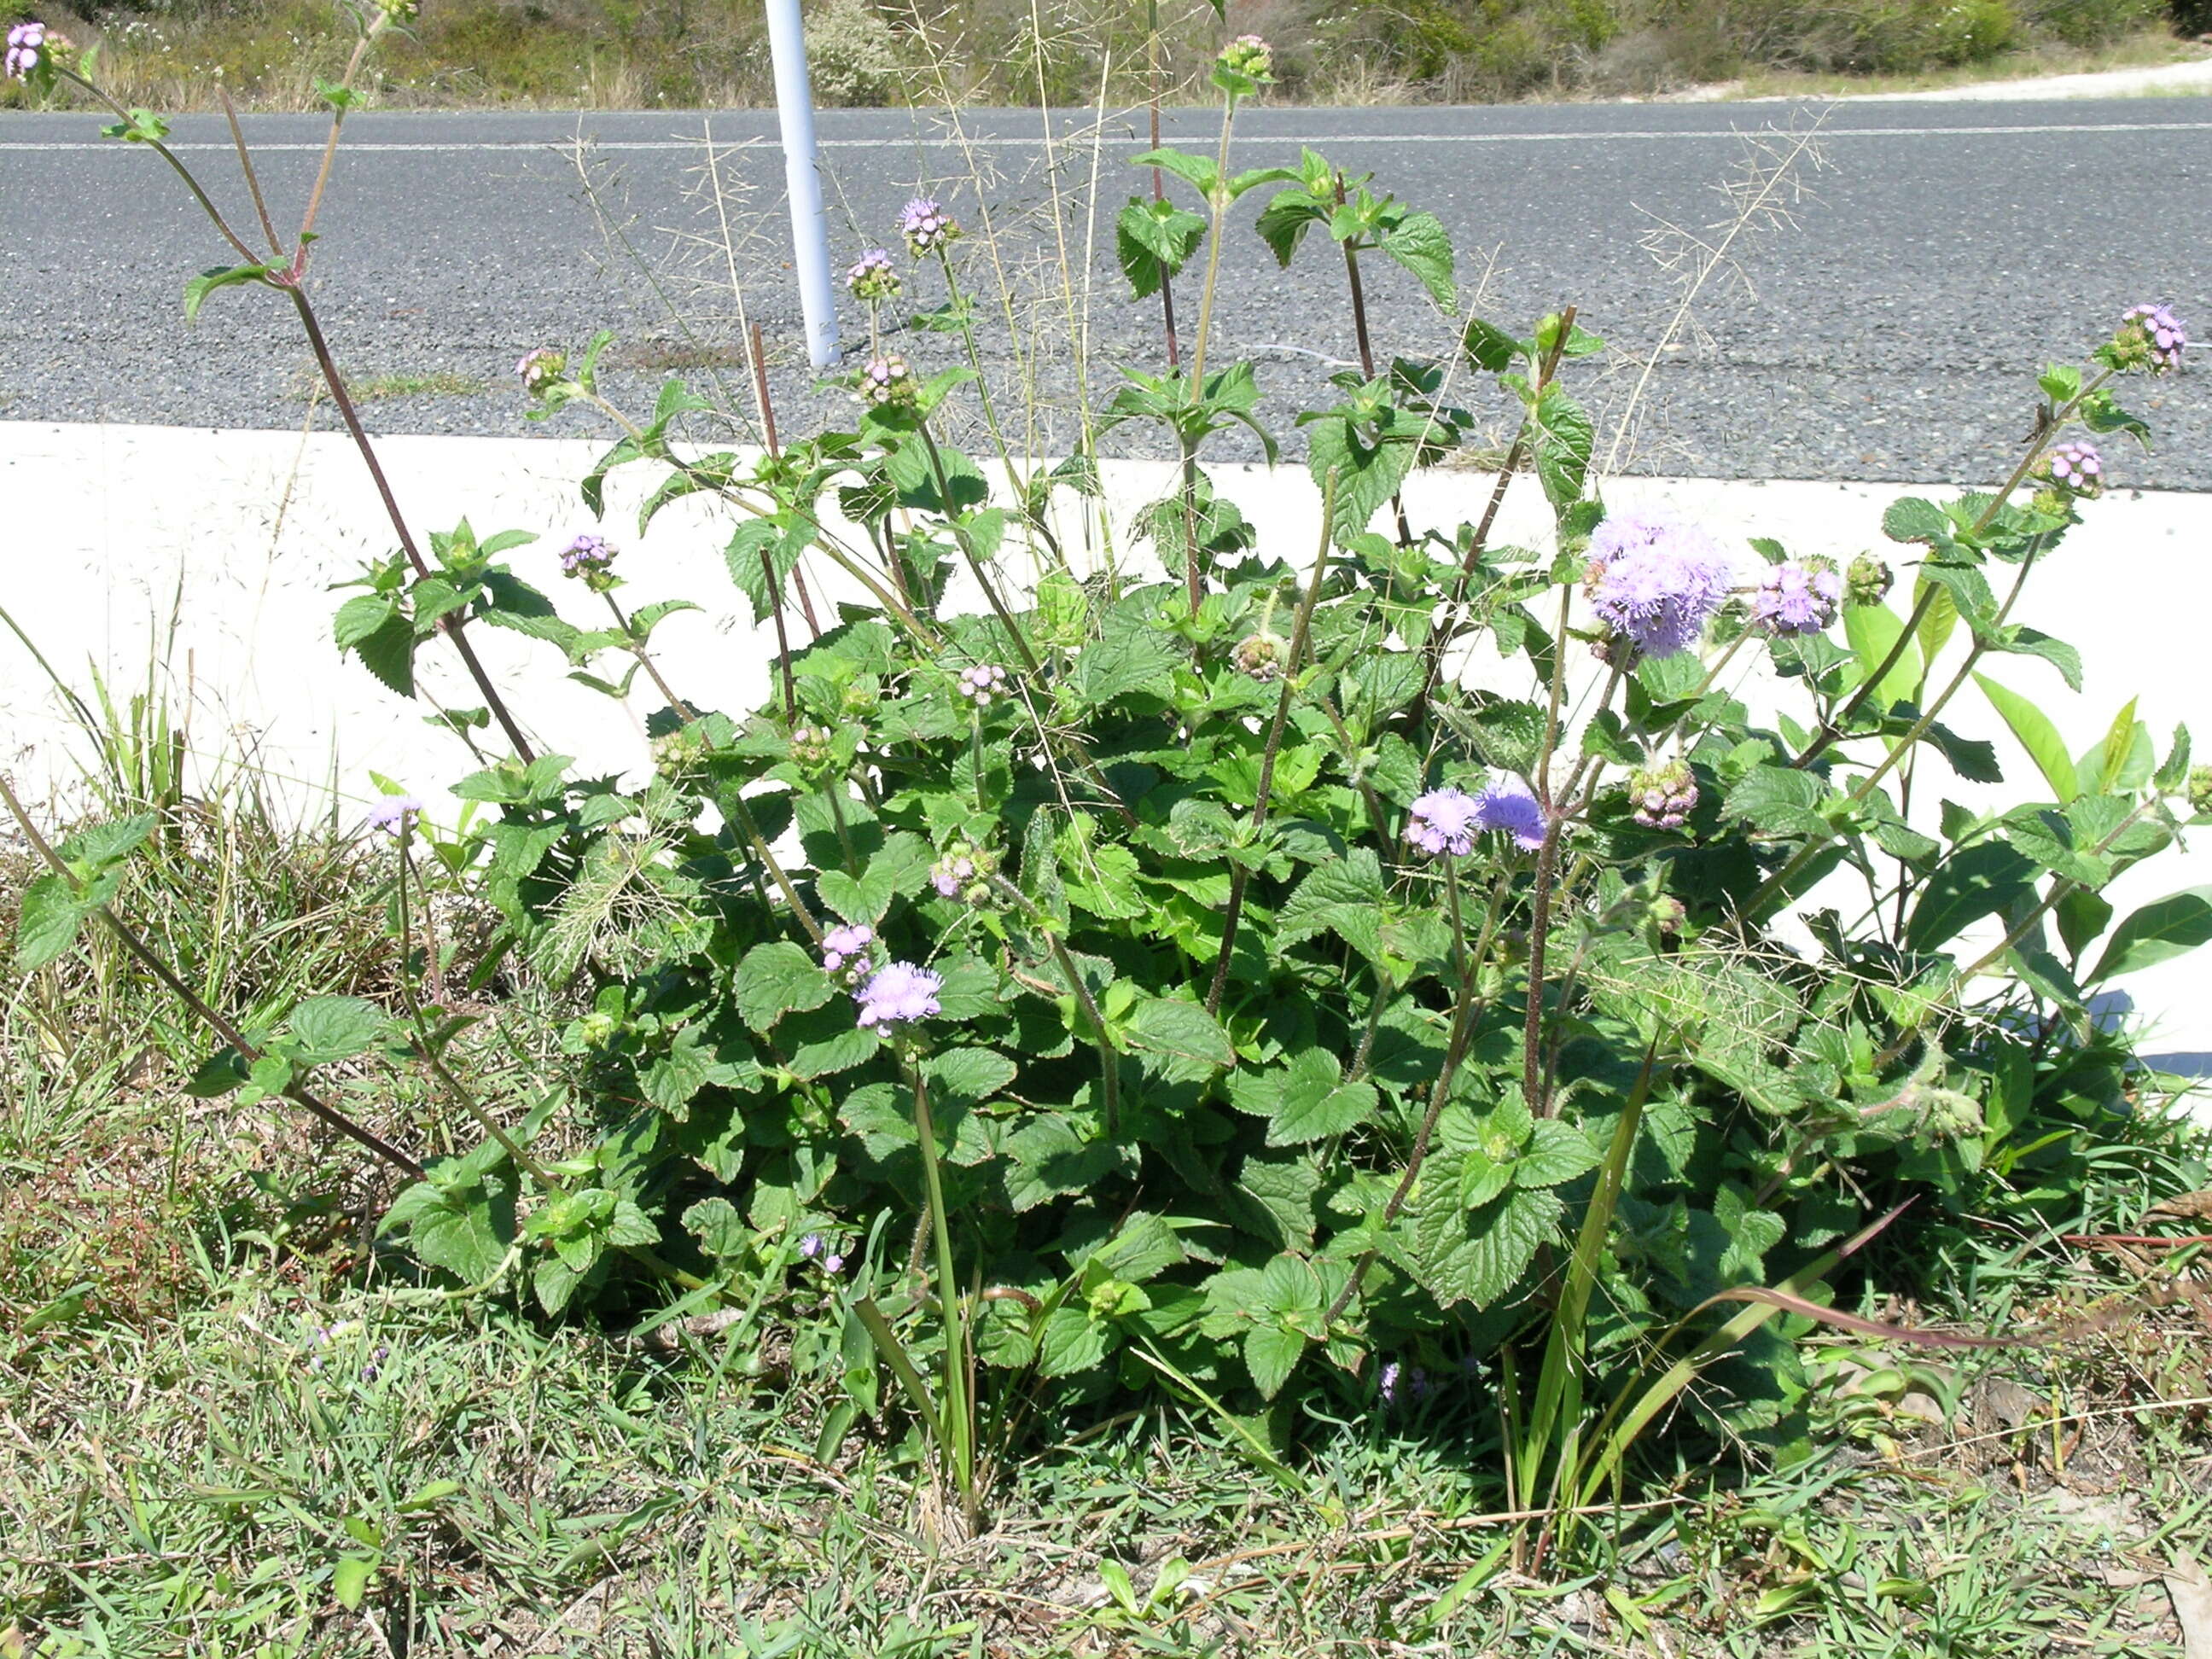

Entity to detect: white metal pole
[765,0,840,370]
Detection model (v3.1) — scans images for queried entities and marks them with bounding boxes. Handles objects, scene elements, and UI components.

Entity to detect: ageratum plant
[8,22,2205,1547]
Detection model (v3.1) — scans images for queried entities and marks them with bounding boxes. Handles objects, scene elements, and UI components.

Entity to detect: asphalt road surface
[1,100,2206,486]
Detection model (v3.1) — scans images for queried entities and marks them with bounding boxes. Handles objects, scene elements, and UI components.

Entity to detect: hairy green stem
[1321,864,1513,1329]
[905,1055,978,1529]
[1205,473,1337,1016]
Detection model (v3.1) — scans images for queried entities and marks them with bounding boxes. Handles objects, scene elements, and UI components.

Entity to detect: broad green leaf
[1131,146,1219,200]
[1244,1322,1308,1400]
[1037,1307,1109,1377]
[1412,1181,1562,1309]
[1974,675,2077,803]
[1277,849,1389,966]
[1514,1119,1601,1188]
[288,995,387,1065]
[1530,385,1592,512]
[1720,766,1828,839]
[733,940,833,1033]
[1843,601,1923,712]
[15,873,89,971]
[183,261,276,324]
[1379,211,1455,308]
[332,1553,377,1611]
[2088,887,2212,983]
[1125,997,1235,1083]
[1231,1050,1379,1146]
[1883,497,1950,544]
[1116,197,1206,297]
[1906,841,2040,952]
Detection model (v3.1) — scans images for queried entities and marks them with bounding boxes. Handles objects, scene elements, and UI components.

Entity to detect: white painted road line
[4,121,2212,154]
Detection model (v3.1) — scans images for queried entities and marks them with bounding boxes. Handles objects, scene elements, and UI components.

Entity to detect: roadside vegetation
[3,9,2211,1659]
[0,0,2208,111]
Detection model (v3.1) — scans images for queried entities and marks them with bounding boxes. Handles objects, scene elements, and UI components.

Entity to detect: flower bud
[1646,894,1688,935]
[2041,439,2104,498]
[1627,759,1697,831]
[819,923,875,985]
[897,197,960,257]
[857,353,917,409]
[788,725,833,769]
[560,533,618,590]
[515,346,568,397]
[1231,632,1285,681]
[2112,302,2186,375]
[958,663,1008,705]
[929,837,998,905]
[845,247,902,303]
[1846,555,1893,608]
[4,19,74,84]
[1216,33,1273,79]
[2188,764,2212,818]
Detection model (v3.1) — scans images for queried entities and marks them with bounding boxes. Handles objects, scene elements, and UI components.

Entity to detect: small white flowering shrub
[9,25,2205,1533]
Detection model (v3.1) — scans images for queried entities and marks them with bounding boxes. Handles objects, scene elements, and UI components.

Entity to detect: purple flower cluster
[559,533,617,579]
[2116,302,2187,375]
[798,1231,847,1274]
[515,346,567,396]
[1406,780,1547,857]
[2043,439,2104,496]
[856,961,942,1028]
[5,20,47,79]
[1751,558,1842,637]
[958,663,1007,705]
[1584,514,1735,660]
[366,793,425,834]
[930,841,998,903]
[898,197,960,257]
[846,248,902,303]
[858,353,917,409]
[1627,760,1697,831]
[820,923,874,986]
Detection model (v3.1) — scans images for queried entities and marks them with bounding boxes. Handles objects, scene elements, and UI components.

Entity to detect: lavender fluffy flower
[1475,778,1548,852]
[820,923,874,978]
[1406,787,1483,858]
[856,961,942,1028]
[823,1252,846,1274]
[366,793,425,833]
[2116,302,2187,374]
[1584,514,1735,660]
[846,247,902,303]
[560,533,617,579]
[897,197,960,257]
[799,1231,824,1259]
[2044,439,2104,496]
[5,20,46,79]
[1751,558,1842,637]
